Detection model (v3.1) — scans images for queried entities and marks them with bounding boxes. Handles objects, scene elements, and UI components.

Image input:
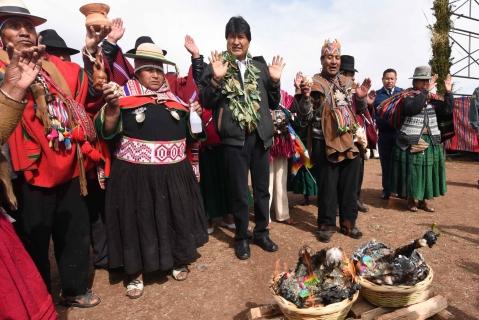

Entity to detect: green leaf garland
[221,51,261,132]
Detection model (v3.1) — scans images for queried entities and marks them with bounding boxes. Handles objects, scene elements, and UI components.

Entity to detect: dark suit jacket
[198,58,280,148]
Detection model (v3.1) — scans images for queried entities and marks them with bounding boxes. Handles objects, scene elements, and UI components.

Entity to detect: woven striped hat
[124,42,175,66]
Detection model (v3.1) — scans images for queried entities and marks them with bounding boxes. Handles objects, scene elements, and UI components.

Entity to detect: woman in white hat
[390,66,452,212]
[98,42,208,299]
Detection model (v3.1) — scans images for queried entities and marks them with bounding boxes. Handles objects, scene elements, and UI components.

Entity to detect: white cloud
[24,0,476,95]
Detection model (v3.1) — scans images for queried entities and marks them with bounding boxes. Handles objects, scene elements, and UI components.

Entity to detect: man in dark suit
[374,68,403,199]
[199,16,285,260]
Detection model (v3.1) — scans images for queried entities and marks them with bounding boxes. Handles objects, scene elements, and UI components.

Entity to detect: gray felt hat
[409,65,432,80]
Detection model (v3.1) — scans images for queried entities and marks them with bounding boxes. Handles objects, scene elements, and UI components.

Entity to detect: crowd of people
[0,0,457,317]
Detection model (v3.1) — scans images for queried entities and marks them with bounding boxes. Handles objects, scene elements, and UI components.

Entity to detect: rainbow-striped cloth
[444,97,479,152]
[377,89,419,129]
[289,124,312,176]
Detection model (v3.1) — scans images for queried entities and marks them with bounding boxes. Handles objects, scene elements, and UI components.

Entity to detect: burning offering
[353,228,439,286]
[271,246,359,309]
[352,226,440,307]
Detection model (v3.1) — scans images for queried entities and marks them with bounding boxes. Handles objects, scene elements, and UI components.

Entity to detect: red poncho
[0,211,57,320]
[1,53,96,188]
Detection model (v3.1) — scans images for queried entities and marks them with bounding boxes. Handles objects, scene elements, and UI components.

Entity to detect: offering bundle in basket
[270,246,359,320]
[352,227,440,307]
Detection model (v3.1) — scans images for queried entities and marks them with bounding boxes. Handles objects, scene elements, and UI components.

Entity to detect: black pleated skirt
[105,158,208,275]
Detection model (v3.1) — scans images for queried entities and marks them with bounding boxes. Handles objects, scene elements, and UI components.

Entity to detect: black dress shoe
[234,240,250,260]
[357,199,369,212]
[316,225,336,243]
[253,235,278,252]
[317,230,333,243]
[340,226,363,239]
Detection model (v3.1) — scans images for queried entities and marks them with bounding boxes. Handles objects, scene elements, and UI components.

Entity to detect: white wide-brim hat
[0,0,46,26]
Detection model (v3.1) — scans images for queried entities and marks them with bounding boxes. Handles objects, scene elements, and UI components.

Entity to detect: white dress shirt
[236,59,249,83]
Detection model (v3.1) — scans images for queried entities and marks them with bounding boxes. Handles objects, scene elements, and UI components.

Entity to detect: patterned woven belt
[114,136,186,164]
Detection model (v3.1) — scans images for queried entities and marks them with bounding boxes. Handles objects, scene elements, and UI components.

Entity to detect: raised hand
[208,50,227,82]
[103,82,121,110]
[269,55,285,83]
[102,82,122,134]
[444,74,452,92]
[1,43,45,101]
[85,25,112,53]
[294,71,303,90]
[184,35,200,59]
[367,90,376,106]
[298,73,312,97]
[106,18,125,45]
[190,100,202,116]
[356,78,372,99]
[427,74,438,92]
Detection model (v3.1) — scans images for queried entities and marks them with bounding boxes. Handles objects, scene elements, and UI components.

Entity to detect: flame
[341,257,357,281]
[303,249,314,276]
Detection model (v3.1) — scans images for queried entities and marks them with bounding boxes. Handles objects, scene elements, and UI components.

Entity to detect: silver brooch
[133,107,147,123]
[170,109,180,121]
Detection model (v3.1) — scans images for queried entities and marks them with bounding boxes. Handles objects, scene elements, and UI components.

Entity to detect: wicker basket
[357,266,434,308]
[271,291,359,320]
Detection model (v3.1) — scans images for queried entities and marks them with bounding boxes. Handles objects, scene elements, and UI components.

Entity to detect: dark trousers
[357,153,365,198]
[15,178,91,296]
[378,130,397,196]
[223,132,270,240]
[312,139,360,227]
[86,180,108,269]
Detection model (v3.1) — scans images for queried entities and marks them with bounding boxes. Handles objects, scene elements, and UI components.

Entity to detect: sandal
[61,289,101,308]
[407,199,418,212]
[126,279,144,299]
[418,200,435,212]
[172,266,189,281]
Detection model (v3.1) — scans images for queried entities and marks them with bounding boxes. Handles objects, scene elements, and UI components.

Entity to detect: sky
[24,0,479,95]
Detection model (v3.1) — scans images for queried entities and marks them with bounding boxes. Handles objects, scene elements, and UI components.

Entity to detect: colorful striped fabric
[289,124,312,176]
[444,97,479,152]
[377,89,419,129]
[331,104,356,133]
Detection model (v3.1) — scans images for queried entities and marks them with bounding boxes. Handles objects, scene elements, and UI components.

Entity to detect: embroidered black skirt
[105,158,208,275]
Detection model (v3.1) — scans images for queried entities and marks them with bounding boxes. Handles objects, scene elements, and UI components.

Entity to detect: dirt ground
[55,157,479,320]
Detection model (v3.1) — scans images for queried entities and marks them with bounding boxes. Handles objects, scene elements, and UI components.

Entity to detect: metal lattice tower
[449,0,479,95]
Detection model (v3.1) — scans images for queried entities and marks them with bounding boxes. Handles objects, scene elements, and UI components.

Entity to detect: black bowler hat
[340,55,358,73]
[126,36,167,56]
[38,29,79,55]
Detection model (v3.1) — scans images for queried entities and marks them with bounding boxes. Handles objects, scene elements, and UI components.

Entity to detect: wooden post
[375,295,448,320]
